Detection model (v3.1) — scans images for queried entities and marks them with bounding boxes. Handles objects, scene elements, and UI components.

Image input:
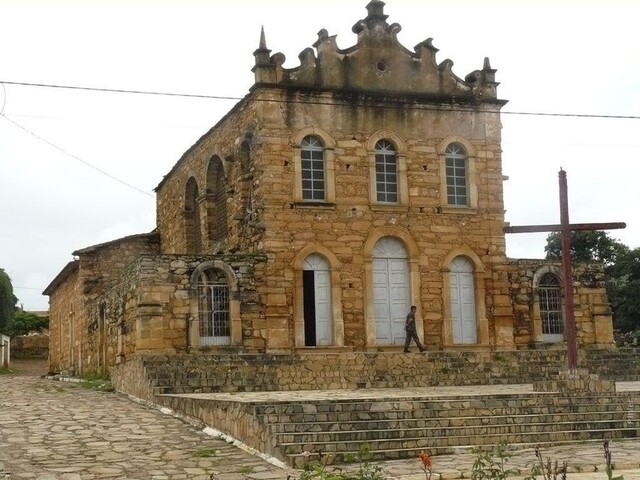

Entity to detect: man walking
[404,305,426,353]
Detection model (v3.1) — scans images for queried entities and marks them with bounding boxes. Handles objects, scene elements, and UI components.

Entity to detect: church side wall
[48,268,82,374]
[156,102,260,255]
[48,236,160,374]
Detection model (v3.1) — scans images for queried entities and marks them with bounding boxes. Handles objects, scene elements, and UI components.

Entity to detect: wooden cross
[504,169,625,370]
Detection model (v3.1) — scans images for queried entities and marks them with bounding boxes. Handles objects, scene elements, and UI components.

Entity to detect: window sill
[291,202,336,210]
[370,204,409,213]
[438,206,478,215]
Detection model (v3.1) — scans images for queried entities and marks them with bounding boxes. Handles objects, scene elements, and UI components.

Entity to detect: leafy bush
[2,310,49,336]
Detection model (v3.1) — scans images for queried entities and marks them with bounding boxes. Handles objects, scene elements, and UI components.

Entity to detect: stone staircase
[257,391,640,466]
[111,348,640,467]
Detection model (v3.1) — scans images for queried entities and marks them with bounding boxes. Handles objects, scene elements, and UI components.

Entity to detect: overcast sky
[1,0,638,310]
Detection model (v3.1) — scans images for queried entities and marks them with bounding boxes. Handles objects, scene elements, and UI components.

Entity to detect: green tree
[0,268,18,333]
[544,231,639,333]
[3,310,49,337]
[607,247,640,332]
[544,230,628,265]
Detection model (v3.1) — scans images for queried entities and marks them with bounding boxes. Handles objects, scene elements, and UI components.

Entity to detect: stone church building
[44,2,613,375]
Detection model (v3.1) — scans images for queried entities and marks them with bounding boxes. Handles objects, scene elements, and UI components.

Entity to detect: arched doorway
[302,254,332,346]
[372,237,410,345]
[450,256,477,344]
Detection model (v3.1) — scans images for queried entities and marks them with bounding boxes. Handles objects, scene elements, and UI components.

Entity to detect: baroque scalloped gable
[252,1,500,102]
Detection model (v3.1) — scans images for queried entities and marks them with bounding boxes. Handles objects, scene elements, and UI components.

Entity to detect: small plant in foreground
[523,446,567,480]
[298,444,385,480]
[471,439,519,480]
[604,439,625,480]
[419,451,432,480]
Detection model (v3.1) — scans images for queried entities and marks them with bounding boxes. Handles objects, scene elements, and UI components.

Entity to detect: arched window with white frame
[374,140,398,204]
[301,135,326,202]
[445,143,468,206]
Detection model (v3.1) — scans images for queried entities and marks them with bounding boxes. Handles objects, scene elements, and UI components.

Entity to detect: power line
[2,80,639,120]
[0,113,155,198]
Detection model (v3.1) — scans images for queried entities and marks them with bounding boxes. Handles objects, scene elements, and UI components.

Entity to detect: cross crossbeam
[504,169,625,370]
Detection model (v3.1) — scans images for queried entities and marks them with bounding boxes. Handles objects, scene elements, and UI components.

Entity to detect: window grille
[301,136,326,201]
[375,140,398,203]
[539,273,563,335]
[445,143,468,206]
[198,280,230,346]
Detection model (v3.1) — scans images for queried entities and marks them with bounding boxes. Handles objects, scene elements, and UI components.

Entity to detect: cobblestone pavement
[2,359,640,480]
[0,360,295,480]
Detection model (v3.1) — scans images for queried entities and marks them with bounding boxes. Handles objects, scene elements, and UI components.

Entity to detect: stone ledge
[534,369,616,393]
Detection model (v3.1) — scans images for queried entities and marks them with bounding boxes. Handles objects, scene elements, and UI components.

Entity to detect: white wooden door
[373,237,409,345]
[450,256,477,344]
[304,254,332,346]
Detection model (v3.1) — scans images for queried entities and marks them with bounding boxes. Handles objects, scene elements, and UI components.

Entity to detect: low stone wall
[110,356,155,401]
[111,347,640,399]
[10,335,49,359]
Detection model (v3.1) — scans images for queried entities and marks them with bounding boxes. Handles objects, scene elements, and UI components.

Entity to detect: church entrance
[450,256,477,344]
[303,254,332,346]
[372,237,410,345]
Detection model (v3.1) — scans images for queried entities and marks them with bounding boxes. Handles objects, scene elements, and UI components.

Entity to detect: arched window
[197,268,230,346]
[184,177,201,254]
[445,143,468,206]
[205,157,228,244]
[374,140,398,203]
[539,272,563,342]
[301,136,326,201]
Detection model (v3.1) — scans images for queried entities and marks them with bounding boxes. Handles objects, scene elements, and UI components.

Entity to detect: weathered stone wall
[111,348,640,398]
[153,85,513,351]
[47,235,160,374]
[48,264,81,374]
[81,253,268,373]
[507,259,613,346]
[252,90,509,349]
[155,101,260,255]
[9,334,49,359]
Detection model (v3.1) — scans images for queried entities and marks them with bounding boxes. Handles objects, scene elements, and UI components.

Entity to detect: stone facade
[45,1,614,375]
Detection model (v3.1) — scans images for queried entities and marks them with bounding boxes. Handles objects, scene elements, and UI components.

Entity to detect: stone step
[280,428,640,467]
[273,418,639,443]
[283,437,627,467]
[256,396,637,420]
[269,410,640,433]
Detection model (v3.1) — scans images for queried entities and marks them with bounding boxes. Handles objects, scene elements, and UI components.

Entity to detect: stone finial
[259,26,267,50]
[353,0,389,34]
[252,26,275,83]
[365,0,387,21]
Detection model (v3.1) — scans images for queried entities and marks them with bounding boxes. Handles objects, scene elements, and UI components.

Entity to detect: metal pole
[559,169,578,370]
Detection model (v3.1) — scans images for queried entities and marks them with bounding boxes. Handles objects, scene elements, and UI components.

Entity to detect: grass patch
[194,447,220,458]
[78,372,114,392]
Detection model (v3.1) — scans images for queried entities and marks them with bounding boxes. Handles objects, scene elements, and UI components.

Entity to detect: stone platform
[156,381,640,467]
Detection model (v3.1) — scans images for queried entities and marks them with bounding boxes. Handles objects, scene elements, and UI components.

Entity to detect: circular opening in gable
[376,61,387,72]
